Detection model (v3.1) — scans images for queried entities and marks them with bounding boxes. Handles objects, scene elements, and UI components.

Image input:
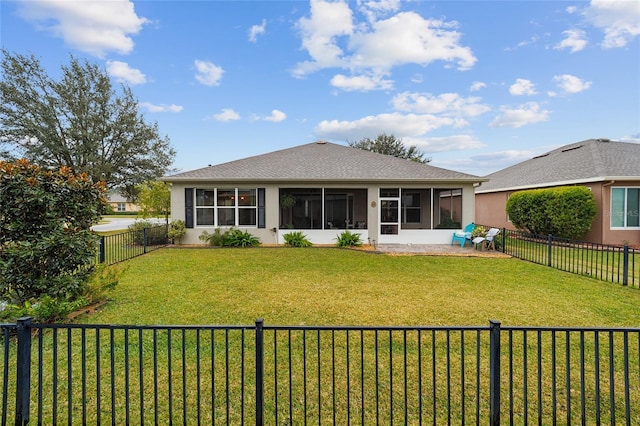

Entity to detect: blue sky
[2,0,639,176]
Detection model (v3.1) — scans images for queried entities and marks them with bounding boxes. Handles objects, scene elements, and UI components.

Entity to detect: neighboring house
[106,193,139,213]
[163,141,485,245]
[475,138,640,245]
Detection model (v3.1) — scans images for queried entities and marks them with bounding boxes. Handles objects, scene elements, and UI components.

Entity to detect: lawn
[84,247,640,327]
[6,247,639,424]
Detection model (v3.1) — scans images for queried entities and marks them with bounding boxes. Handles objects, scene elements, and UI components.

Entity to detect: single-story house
[475,138,640,245]
[106,193,139,213]
[164,141,486,245]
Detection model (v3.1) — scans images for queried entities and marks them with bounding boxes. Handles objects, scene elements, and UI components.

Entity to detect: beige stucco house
[106,193,139,213]
[164,141,485,245]
[475,139,640,246]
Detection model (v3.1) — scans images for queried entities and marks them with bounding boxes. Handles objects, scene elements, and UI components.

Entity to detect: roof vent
[532,153,549,159]
[596,138,611,142]
[561,145,583,153]
[316,140,327,144]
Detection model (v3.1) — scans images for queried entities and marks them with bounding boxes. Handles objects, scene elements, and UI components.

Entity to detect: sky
[1,0,639,177]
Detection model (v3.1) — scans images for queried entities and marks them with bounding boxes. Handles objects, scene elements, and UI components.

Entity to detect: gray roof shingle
[164,141,483,183]
[477,139,640,193]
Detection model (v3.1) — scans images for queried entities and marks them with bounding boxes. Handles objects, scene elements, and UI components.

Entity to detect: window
[611,187,640,228]
[402,191,421,223]
[117,203,126,212]
[195,188,257,227]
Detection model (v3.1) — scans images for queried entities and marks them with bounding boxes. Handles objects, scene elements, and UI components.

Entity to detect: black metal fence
[95,224,168,265]
[2,318,639,425]
[476,225,640,289]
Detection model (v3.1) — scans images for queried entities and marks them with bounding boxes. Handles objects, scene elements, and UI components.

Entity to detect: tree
[348,133,430,163]
[0,159,106,304]
[136,180,171,224]
[0,50,175,199]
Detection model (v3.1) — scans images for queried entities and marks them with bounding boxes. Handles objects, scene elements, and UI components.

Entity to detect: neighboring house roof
[107,193,130,203]
[164,141,485,183]
[476,139,640,193]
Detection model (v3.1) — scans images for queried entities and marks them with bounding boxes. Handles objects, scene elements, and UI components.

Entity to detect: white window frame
[610,186,640,230]
[194,188,257,228]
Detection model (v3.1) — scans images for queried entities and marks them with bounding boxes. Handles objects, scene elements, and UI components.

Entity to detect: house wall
[475,182,640,246]
[170,181,478,245]
[107,201,139,213]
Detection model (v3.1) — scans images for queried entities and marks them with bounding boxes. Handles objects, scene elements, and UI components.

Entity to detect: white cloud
[212,108,241,122]
[293,0,354,76]
[509,79,537,96]
[584,0,640,48]
[330,73,393,91]
[194,60,224,86]
[348,12,477,71]
[139,102,183,113]
[248,19,267,42]
[553,74,592,93]
[257,110,287,122]
[392,92,490,117]
[554,29,588,53]
[357,0,401,22]
[315,112,458,141]
[620,133,640,143]
[470,81,486,92]
[293,2,476,90]
[106,61,146,85]
[16,0,147,57]
[404,135,486,152]
[489,102,550,128]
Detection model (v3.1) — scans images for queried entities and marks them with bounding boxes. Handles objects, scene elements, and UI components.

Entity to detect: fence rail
[476,225,640,288]
[2,319,639,425]
[95,224,168,265]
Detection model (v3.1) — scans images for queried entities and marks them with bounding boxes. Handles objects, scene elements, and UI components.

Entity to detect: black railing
[95,224,168,265]
[2,319,639,425]
[476,225,640,288]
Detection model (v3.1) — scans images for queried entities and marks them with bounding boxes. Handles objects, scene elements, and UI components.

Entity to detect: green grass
[85,247,640,327]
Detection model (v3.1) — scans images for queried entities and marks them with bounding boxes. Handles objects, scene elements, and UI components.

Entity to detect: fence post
[255,319,264,426]
[143,228,148,254]
[15,317,32,425]
[547,234,553,267]
[99,235,106,264]
[489,320,501,426]
[622,244,629,286]
[501,228,506,253]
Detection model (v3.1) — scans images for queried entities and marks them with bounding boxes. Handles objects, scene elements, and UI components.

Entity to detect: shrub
[0,295,88,323]
[168,220,186,244]
[199,228,229,247]
[506,186,596,239]
[127,220,168,245]
[335,230,363,247]
[283,231,312,247]
[224,229,261,247]
[0,159,105,304]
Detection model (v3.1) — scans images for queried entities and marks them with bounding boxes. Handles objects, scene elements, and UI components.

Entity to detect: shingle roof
[164,141,483,183]
[476,139,640,193]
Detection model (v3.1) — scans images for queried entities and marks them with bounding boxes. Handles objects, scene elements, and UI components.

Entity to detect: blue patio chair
[451,223,475,247]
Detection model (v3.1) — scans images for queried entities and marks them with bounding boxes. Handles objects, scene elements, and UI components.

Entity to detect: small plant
[0,295,88,324]
[224,229,261,247]
[199,228,228,247]
[168,220,187,244]
[283,231,312,247]
[335,230,363,247]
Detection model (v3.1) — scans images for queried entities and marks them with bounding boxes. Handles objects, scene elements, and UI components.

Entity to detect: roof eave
[164,176,488,184]
[475,176,640,194]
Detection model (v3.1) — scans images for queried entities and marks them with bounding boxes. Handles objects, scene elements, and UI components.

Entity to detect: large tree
[0,50,175,198]
[348,133,430,163]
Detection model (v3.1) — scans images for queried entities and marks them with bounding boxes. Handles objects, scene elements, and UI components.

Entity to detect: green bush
[283,231,313,247]
[0,295,88,323]
[506,186,596,239]
[0,159,105,304]
[168,220,186,244]
[200,228,229,247]
[335,230,363,247]
[224,229,261,247]
[127,221,168,245]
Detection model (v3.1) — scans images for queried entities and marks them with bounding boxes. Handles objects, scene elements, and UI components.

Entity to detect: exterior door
[379,188,400,242]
